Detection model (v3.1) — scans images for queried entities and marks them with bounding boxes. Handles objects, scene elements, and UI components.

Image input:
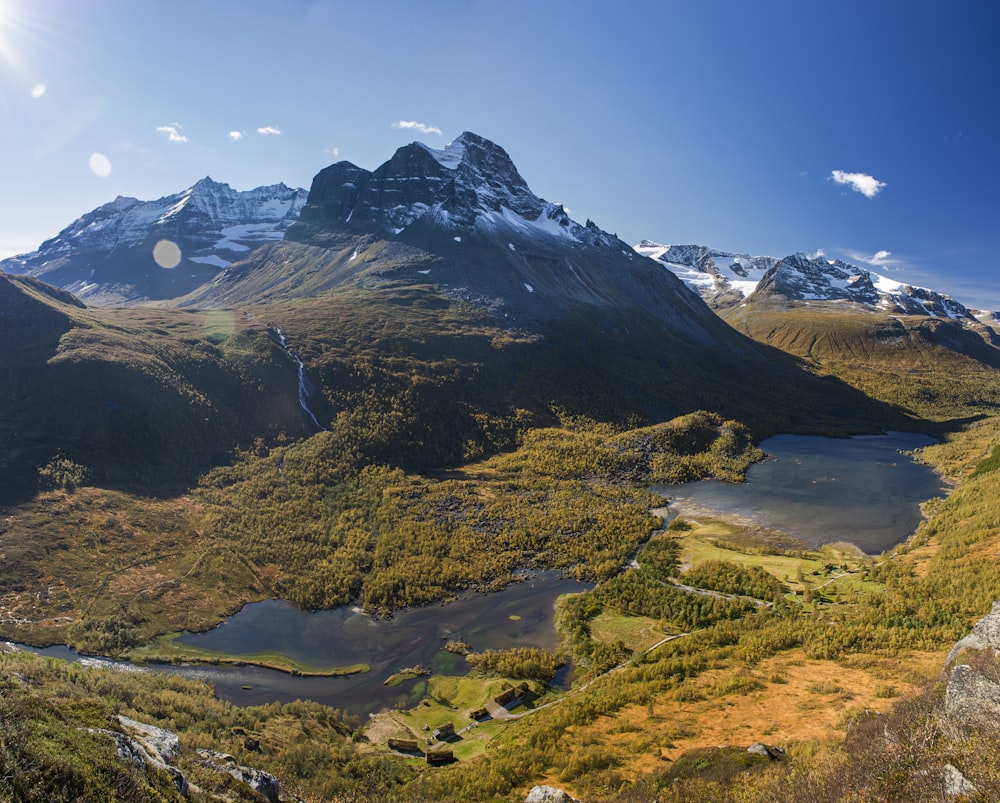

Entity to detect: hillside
[721,300,1000,420]
[0,272,312,503]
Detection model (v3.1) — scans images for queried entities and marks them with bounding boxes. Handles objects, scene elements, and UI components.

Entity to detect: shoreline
[125,633,370,677]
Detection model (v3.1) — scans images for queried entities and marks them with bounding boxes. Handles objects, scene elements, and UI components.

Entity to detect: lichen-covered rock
[943,602,1000,734]
[89,721,188,795]
[525,785,581,803]
[118,715,182,764]
[943,663,1000,726]
[942,763,977,797]
[197,749,280,803]
[945,601,1000,664]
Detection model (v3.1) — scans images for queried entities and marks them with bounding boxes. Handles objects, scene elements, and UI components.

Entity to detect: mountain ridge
[636,240,988,320]
[0,178,307,306]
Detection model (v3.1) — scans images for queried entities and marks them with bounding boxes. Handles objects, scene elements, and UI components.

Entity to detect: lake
[28,571,589,715]
[664,431,946,553]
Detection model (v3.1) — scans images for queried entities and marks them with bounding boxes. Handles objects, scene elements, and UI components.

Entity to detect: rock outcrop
[943,601,1000,732]
[90,716,282,802]
[196,749,281,803]
[525,786,582,803]
[89,716,188,794]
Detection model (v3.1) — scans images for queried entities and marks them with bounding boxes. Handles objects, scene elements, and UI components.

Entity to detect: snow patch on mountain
[417,139,466,170]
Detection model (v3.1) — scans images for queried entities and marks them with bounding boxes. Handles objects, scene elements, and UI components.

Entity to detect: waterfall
[273,327,326,431]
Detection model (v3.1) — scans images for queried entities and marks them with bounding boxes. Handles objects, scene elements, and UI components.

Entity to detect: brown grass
[562,648,942,784]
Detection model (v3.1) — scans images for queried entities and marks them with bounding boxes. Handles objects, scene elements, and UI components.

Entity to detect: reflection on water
[665,432,945,554]
[29,572,589,715]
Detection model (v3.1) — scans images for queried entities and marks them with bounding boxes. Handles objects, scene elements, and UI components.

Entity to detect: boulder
[746,742,785,760]
[525,786,581,803]
[943,602,1000,734]
[89,721,188,795]
[197,749,280,803]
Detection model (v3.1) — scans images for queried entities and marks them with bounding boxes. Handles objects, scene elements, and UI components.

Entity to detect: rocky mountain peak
[289,131,548,239]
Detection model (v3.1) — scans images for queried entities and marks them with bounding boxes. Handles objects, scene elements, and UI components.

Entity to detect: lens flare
[88,152,111,177]
[153,239,182,269]
[30,82,44,97]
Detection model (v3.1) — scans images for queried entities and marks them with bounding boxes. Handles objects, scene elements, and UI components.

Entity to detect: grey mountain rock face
[943,602,1000,732]
[0,178,307,306]
[291,132,545,235]
[233,132,732,343]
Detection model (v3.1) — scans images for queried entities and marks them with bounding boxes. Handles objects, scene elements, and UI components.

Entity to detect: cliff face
[944,601,1000,730]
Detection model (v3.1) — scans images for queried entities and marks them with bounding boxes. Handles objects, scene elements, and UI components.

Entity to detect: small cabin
[431,722,455,741]
[426,747,454,765]
[494,682,530,709]
[387,738,422,755]
[469,707,490,721]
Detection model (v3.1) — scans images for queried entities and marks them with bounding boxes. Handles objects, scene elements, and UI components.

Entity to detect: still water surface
[31,572,588,715]
[665,431,945,553]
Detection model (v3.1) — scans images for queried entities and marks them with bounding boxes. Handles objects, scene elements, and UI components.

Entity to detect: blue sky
[1,0,998,309]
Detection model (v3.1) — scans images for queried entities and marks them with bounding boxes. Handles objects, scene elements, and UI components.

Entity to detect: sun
[0,0,25,74]
[0,0,60,100]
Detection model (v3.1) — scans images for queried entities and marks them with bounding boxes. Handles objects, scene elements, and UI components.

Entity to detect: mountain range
[0,178,307,306]
[636,241,986,321]
[0,132,918,504]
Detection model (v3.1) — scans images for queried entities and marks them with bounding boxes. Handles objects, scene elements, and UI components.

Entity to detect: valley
[0,132,998,801]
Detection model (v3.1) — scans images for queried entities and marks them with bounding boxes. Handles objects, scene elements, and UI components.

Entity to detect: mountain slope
[178,133,908,448]
[0,272,314,502]
[638,241,1000,419]
[0,179,307,306]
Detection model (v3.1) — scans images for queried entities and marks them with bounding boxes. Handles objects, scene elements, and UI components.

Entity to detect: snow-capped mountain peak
[637,240,976,320]
[0,179,308,305]
[291,132,621,252]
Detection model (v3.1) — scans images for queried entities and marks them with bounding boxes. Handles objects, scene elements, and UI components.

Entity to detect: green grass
[126,632,369,676]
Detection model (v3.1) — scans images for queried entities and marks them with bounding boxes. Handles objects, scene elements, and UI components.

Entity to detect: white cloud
[871,249,892,266]
[808,248,826,260]
[326,146,340,157]
[156,124,188,144]
[229,130,244,141]
[392,120,443,136]
[843,248,898,270]
[257,126,282,136]
[830,170,886,198]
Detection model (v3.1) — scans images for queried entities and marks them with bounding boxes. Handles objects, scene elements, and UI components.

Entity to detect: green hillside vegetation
[0,415,997,800]
[722,301,1000,420]
[195,411,758,614]
[0,277,312,502]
